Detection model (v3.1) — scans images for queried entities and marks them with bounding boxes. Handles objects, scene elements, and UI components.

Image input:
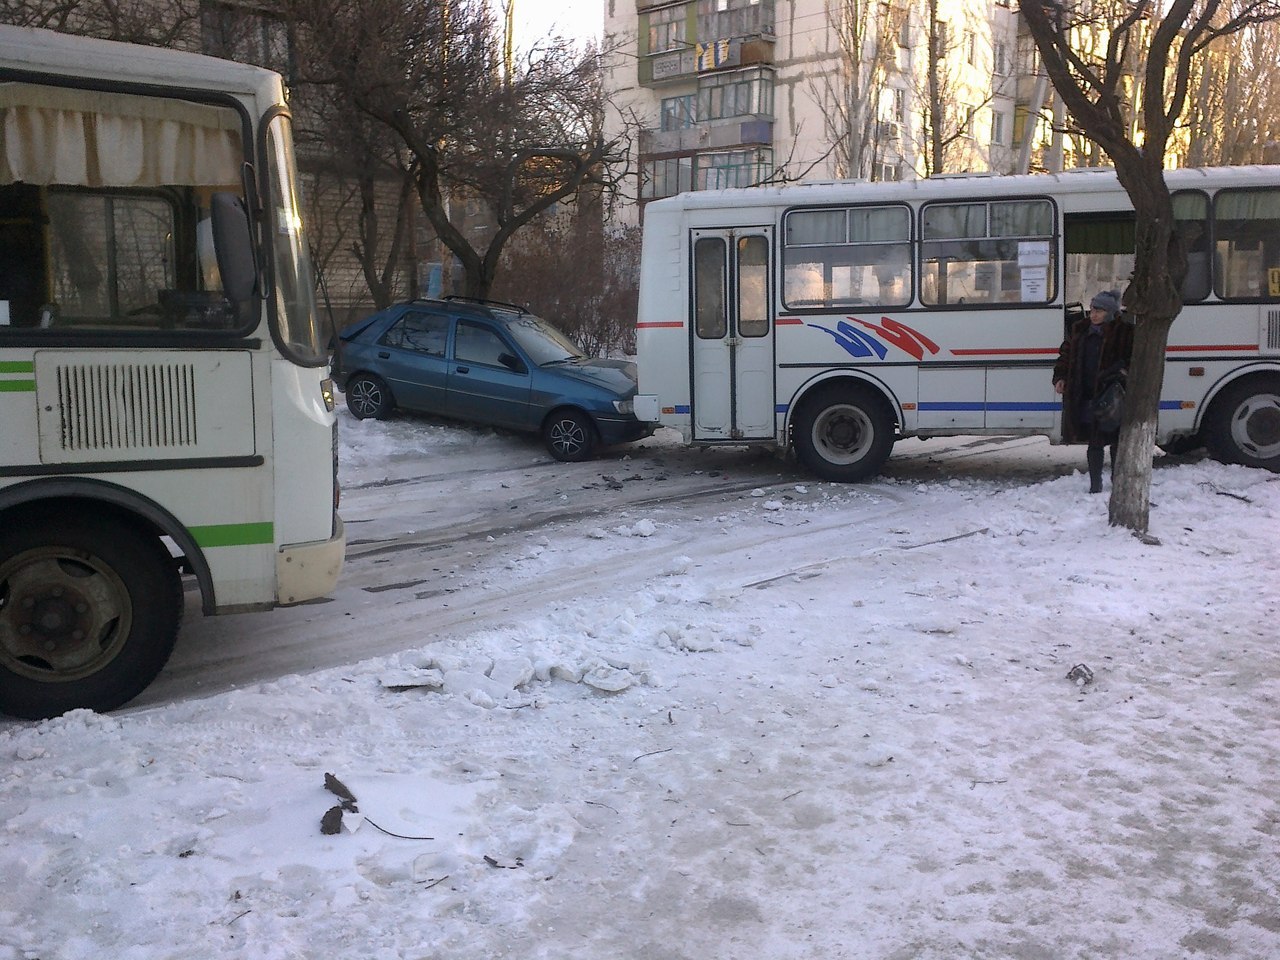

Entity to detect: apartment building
[603,0,1051,219]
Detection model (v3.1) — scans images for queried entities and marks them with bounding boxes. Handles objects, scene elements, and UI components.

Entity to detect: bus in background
[634,165,1280,482]
[0,27,344,719]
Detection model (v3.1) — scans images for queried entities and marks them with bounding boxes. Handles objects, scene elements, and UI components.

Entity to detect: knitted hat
[1090,290,1122,319]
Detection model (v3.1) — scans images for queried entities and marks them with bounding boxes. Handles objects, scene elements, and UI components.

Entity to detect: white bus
[0,28,344,719]
[635,165,1280,481]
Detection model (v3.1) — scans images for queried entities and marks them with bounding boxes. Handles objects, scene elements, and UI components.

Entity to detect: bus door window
[737,235,769,337]
[694,237,727,339]
[1064,212,1134,333]
[1214,188,1280,300]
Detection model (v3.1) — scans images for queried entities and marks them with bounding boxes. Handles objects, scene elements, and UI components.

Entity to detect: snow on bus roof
[648,164,1280,214]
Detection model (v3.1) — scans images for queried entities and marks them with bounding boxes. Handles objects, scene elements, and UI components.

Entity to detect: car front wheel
[544,409,597,462]
[347,374,394,420]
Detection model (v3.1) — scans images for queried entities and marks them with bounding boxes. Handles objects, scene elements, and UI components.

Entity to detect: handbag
[1090,375,1125,433]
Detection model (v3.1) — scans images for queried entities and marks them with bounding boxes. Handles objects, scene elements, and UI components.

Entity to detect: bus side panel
[636,204,692,440]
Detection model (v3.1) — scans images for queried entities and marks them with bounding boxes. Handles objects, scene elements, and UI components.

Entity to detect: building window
[201,1,294,79]
[661,94,697,131]
[642,156,695,199]
[696,67,774,122]
[877,163,903,182]
[647,3,688,55]
[965,30,977,66]
[991,110,1007,146]
[993,40,1009,76]
[695,147,773,190]
[696,0,774,42]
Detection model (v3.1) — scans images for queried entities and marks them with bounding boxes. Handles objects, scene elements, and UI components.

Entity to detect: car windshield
[505,316,585,366]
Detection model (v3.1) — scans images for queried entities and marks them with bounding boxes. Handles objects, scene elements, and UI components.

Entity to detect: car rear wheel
[347,374,394,420]
[544,409,597,462]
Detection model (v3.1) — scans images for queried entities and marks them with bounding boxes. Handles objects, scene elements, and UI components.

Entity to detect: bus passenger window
[921,199,1055,307]
[1173,191,1210,302]
[781,205,910,310]
[1214,188,1280,301]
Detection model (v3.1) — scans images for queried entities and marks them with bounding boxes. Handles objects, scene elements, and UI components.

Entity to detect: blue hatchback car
[332,297,656,461]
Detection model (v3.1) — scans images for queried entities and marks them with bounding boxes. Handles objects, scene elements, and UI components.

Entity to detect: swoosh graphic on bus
[810,317,940,361]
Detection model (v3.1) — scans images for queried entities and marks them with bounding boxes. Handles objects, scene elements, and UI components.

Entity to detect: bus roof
[647,165,1280,216]
[0,25,283,108]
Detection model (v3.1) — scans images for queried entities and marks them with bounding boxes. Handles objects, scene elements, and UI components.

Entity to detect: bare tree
[286,0,627,300]
[811,0,908,180]
[1181,19,1280,165]
[917,0,993,174]
[0,0,201,46]
[1021,0,1280,535]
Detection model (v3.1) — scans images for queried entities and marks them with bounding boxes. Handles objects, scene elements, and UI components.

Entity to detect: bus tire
[346,373,394,420]
[544,408,597,462]
[1204,375,1280,471]
[793,384,894,482]
[0,515,184,720]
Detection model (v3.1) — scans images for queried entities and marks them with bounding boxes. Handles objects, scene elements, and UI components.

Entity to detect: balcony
[640,36,775,86]
[640,118,773,156]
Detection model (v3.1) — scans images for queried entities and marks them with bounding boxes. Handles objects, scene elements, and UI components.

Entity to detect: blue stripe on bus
[723,400,1185,415]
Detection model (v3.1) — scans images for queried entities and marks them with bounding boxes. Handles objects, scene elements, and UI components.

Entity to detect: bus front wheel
[0,516,183,720]
[1205,375,1280,472]
[793,385,894,482]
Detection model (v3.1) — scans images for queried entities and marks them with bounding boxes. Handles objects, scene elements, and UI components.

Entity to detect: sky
[509,0,603,48]
[1,414,1279,959]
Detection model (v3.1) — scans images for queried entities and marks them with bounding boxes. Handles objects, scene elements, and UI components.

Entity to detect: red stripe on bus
[776,317,805,325]
[1166,344,1257,352]
[949,348,1059,356]
[636,321,685,328]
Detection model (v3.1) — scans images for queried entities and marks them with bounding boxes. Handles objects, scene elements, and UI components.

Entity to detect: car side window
[455,320,513,367]
[380,310,448,356]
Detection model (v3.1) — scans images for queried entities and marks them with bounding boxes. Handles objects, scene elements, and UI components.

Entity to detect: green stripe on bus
[190,522,275,548]
[0,380,36,392]
[0,361,35,373]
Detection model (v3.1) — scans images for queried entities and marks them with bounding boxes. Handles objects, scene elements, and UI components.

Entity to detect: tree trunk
[1107,161,1185,535]
[1108,316,1172,534]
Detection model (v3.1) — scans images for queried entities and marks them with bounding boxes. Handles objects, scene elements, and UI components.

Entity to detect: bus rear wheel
[793,384,894,482]
[1205,375,1280,472]
[0,516,183,720]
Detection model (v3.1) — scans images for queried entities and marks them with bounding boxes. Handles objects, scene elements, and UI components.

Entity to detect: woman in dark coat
[1052,289,1135,493]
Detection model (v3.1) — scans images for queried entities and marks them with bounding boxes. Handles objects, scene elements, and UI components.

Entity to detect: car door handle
[456,366,470,374]
[378,351,390,358]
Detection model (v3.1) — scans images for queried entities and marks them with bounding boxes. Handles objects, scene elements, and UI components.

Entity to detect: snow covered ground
[3,410,1279,960]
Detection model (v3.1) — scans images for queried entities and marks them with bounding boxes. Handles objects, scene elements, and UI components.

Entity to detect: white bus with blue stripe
[634,166,1280,480]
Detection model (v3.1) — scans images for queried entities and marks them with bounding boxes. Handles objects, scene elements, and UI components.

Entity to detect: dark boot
[1087,446,1104,493]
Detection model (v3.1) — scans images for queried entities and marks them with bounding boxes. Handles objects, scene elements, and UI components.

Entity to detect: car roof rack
[442,295,528,315]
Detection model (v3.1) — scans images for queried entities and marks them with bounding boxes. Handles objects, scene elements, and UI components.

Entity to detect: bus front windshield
[264,113,326,366]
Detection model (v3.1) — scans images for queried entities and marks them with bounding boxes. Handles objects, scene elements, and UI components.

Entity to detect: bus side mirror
[211,192,258,302]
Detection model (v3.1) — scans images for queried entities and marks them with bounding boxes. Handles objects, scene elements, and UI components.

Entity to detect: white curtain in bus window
[0,84,241,188]
[782,205,910,309]
[921,199,1055,306]
[694,237,727,339]
[1214,188,1280,300]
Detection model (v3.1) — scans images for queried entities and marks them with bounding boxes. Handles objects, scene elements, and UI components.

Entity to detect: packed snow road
[128,414,1095,712]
